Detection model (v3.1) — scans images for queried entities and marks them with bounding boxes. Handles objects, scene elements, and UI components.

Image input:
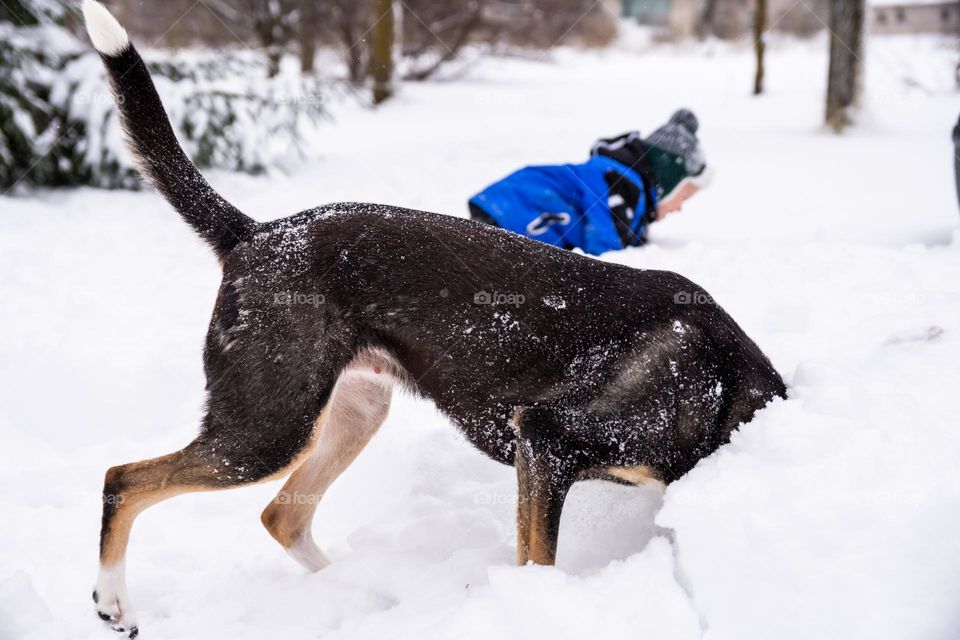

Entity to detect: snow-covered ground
[1,32,959,640]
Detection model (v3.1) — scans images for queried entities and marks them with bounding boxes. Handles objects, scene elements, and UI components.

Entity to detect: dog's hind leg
[95,406,328,636]
[513,407,580,566]
[95,441,251,636]
[261,362,393,571]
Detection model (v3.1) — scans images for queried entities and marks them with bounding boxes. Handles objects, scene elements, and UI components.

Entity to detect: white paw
[286,533,331,572]
[93,563,139,638]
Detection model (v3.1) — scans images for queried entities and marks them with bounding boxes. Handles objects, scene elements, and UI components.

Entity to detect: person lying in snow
[468,109,713,255]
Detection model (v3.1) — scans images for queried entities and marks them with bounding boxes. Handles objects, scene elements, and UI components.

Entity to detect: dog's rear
[83,4,363,636]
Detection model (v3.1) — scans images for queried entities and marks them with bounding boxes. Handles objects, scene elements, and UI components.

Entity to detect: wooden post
[370,0,395,105]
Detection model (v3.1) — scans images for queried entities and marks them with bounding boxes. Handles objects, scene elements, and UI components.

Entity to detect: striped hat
[644,109,712,202]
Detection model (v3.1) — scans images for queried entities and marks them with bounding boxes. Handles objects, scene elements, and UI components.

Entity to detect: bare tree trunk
[953,114,960,216]
[753,0,767,95]
[825,0,865,133]
[299,0,319,73]
[700,0,719,38]
[347,48,367,84]
[370,0,395,105]
[247,0,293,77]
[331,0,369,85]
[393,0,404,69]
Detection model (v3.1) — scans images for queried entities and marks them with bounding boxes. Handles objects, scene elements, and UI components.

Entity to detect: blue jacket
[469,155,654,256]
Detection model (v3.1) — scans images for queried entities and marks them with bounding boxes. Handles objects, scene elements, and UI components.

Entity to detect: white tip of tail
[82,0,129,56]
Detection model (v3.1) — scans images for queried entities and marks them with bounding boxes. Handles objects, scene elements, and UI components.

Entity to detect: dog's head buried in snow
[82,1,785,636]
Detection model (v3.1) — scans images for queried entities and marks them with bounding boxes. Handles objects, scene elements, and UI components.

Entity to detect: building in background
[622,0,829,38]
[622,0,672,25]
[870,0,960,35]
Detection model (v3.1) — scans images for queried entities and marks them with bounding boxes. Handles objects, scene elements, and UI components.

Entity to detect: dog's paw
[93,588,139,638]
[93,565,139,638]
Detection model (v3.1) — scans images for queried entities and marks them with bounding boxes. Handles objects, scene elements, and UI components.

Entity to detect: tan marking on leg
[605,465,660,486]
[261,351,395,570]
[100,454,218,566]
[100,411,327,567]
[525,511,557,566]
[96,403,330,630]
[513,431,571,567]
[516,452,533,565]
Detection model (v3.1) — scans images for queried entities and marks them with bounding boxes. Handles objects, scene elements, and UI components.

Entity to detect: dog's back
[227,203,785,476]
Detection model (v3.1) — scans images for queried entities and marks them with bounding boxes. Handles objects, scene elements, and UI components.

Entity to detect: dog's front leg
[514,408,577,566]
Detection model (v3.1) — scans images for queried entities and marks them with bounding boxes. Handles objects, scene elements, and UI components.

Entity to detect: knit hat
[643,109,712,202]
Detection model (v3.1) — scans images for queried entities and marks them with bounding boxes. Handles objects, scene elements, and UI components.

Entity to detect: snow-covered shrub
[0,0,73,188]
[57,51,328,188]
[1,0,326,191]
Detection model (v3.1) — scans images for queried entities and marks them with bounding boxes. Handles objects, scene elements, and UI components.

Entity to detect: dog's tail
[81,0,257,260]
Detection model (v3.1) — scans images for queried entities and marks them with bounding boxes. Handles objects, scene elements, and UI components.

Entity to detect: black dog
[82,1,785,636]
